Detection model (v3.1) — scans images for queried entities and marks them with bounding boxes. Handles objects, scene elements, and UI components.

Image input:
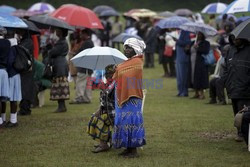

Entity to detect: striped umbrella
[28,2,55,13]
[201,2,228,14]
[156,16,191,29]
[223,0,250,14]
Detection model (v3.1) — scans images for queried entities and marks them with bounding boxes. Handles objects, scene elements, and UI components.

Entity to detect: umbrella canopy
[236,16,250,25]
[157,11,176,18]
[156,16,191,29]
[174,8,193,17]
[29,15,74,31]
[223,0,250,14]
[130,8,157,18]
[99,9,120,17]
[93,5,115,15]
[0,13,27,28]
[71,46,128,70]
[22,19,40,34]
[28,2,55,13]
[201,2,228,14]
[0,5,16,14]
[231,19,250,39]
[112,33,143,43]
[180,22,217,36]
[12,9,42,18]
[51,4,103,29]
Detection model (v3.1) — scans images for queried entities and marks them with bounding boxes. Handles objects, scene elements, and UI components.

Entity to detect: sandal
[92,146,110,153]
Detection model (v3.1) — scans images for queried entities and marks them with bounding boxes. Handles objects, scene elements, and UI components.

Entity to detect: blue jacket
[176,30,191,63]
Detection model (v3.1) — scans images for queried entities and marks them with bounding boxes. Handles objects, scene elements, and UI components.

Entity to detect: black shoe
[18,111,31,116]
[5,121,18,128]
[218,101,226,105]
[207,99,217,104]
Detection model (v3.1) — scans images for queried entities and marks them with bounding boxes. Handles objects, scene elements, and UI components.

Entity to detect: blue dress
[112,88,146,148]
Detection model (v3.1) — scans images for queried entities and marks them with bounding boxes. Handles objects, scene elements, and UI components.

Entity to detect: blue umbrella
[99,9,120,17]
[201,2,227,14]
[180,22,217,36]
[0,13,27,28]
[112,32,142,43]
[0,5,16,14]
[156,16,191,29]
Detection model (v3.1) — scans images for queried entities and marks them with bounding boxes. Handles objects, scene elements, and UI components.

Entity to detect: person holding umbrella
[49,28,70,112]
[112,38,146,158]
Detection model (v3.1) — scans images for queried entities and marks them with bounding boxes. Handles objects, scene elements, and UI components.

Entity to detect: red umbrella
[50,4,103,29]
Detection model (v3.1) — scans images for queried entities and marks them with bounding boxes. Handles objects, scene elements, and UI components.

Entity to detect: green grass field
[1,60,250,167]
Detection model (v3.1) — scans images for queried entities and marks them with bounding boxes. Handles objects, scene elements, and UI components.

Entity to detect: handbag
[43,56,53,80]
[164,46,173,57]
[202,49,216,65]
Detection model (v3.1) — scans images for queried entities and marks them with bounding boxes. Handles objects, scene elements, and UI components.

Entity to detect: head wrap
[0,26,7,35]
[123,37,146,55]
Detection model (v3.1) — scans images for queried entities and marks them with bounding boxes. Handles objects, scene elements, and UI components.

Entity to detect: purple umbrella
[28,2,55,14]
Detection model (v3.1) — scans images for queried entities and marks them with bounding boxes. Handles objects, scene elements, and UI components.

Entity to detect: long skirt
[9,74,22,102]
[50,76,70,100]
[87,112,113,142]
[0,69,10,101]
[112,97,146,148]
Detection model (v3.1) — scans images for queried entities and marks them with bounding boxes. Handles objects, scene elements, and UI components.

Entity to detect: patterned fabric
[112,94,146,148]
[0,69,9,101]
[9,74,22,101]
[50,76,70,100]
[87,113,113,142]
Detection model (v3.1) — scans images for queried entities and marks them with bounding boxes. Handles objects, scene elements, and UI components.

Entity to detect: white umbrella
[71,46,128,70]
[223,0,250,14]
[201,2,228,14]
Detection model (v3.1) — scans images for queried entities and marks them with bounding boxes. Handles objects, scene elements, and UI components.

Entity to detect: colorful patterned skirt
[50,77,70,100]
[112,97,146,148]
[87,112,113,142]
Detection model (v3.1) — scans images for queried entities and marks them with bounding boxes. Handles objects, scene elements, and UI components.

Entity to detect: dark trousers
[209,77,225,102]
[144,53,154,68]
[19,99,31,114]
[163,56,175,77]
[242,112,250,144]
[231,99,250,136]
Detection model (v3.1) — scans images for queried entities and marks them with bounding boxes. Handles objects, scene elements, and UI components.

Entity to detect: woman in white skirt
[2,29,22,128]
[0,26,11,127]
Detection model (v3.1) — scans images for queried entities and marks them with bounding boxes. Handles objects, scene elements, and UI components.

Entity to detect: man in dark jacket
[223,36,250,142]
[70,28,94,104]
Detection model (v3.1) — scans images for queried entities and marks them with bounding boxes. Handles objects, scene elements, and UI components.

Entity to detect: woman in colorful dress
[112,38,146,158]
[87,64,116,153]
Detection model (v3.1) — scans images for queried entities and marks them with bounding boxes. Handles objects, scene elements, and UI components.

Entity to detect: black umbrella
[22,19,40,34]
[99,9,120,17]
[231,19,250,39]
[93,5,115,15]
[112,33,143,43]
[29,15,75,31]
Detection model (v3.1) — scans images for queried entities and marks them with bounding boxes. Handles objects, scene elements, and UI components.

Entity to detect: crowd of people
[1,8,250,157]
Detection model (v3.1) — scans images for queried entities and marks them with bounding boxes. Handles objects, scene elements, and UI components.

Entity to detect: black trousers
[242,112,250,144]
[144,53,154,68]
[209,77,225,102]
[231,99,250,137]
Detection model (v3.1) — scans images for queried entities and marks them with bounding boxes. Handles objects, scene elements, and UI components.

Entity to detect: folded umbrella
[29,15,74,31]
[0,13,27,28]
[71,46,128,70]
[180,22,217,36]
[231,19,250,39]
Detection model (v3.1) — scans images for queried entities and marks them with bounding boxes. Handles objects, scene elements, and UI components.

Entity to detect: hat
[124,37,146,55]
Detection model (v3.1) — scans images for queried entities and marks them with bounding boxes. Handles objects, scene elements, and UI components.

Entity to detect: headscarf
[123,37,146,55]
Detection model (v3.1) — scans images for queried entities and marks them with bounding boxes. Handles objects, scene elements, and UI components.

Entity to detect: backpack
[13,45,32,73]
